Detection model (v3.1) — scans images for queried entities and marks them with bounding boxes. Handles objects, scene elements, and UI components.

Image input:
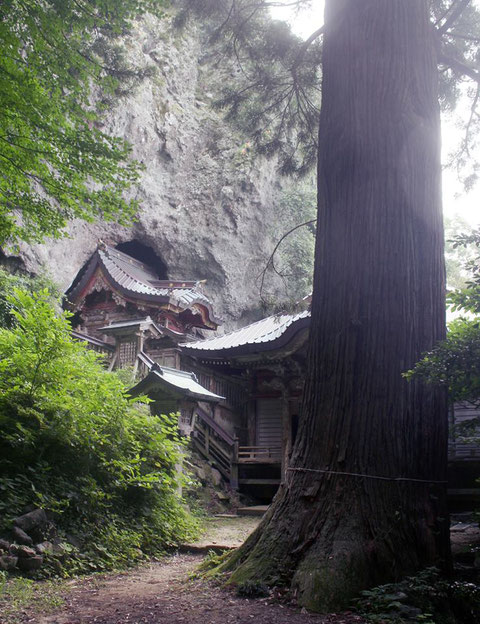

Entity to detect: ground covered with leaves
[0,517,364,624]
[2,554,365,624]
[1,517,480,624]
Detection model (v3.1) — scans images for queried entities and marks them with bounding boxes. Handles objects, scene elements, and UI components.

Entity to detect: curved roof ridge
[103,244,156,274]
[98,247,160,295]
[182,309,310,351]
[66,243,220,328]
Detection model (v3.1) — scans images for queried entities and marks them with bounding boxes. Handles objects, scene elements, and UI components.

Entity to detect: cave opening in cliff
[116,240,168,279]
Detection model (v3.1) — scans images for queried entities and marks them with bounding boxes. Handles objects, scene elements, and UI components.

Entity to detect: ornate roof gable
[65,243,220,330]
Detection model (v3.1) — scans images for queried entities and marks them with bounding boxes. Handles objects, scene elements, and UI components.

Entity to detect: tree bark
[221,0,451,611]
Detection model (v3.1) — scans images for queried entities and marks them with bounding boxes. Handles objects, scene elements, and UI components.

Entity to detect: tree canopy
[0,0,165,246]
[177,0,480,178]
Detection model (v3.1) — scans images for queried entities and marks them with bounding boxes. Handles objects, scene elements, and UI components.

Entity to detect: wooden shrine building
[66,242,220,370]
[66,245,479,503]
[180,310,311,497]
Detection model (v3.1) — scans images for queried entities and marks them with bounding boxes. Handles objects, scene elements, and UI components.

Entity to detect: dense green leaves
[356,567,480,624]
[407,229,480,404]
[406,318,480,404]
[0,267,60,328]
[0,0,165,245]
[0,286,197,574]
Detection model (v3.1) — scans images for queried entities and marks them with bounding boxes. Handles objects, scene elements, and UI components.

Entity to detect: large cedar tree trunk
[222,0,451,611]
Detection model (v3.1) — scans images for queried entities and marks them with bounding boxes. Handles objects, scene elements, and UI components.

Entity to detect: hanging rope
[287,466,448,485]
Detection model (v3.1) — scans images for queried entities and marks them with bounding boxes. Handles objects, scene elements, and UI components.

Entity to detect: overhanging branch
[438,52,480,83]
[437,0,472,35]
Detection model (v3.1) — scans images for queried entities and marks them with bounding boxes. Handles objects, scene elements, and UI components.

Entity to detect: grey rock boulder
[12,526,33,546]
[35,541,54,555]
[0,538,10,552]
[13,509,48,533]
[194,467,206,482]
[210,468,222,487]
[0,555,18,571]
[17,555,43,572]
[17,545,36,558]
[8,543,20,556]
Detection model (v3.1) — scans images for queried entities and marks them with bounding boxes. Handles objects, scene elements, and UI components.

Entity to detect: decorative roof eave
[129,367,224,403]
[182,315,311,360]
[65,251,103,306]
[71,330,115,352]
[98,317,164,337]
[229,329,309,364]
[164,301,220,330]
[65,248,220,329]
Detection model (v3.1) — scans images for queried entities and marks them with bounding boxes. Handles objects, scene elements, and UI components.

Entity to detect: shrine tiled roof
[181,310,310,355]
[65,244,220,326]
[130,352,224,402]
[96,245,213,308]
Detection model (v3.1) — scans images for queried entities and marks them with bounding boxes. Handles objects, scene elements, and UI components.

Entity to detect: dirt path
[36,553,362,624]
[2,517,364,624]
[2,515,479,624]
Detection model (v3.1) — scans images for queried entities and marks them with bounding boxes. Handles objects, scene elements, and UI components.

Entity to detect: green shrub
[355,568,480,624]
[0,267,60,328]
[236,579,270,598]
[0,288,198,575]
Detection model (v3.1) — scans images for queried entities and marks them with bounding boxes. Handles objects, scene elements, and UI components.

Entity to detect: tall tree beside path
[0,0,165,246]
[219,0,451,610]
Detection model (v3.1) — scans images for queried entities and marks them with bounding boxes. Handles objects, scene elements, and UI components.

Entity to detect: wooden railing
[238,446,282,463]
[72,331,115,356]
[193,422,234,479]
[191,409,283,489]
[449,444,480,461]
[192,407,239,488]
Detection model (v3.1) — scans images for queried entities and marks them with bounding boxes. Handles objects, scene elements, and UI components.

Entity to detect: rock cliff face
[15,15,290,329]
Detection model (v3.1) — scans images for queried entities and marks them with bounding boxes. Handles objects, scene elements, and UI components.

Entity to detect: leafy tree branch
[0,0,166,246]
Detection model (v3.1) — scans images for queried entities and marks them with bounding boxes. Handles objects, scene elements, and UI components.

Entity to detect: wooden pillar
[230,436,239,490]
[132,330,145,379]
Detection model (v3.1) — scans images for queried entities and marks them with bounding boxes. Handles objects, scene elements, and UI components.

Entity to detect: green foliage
[176,0,321,176]
[0,267,61,328]
[197,548,230,572]
[355,568,480,624]
[273,183,316,298]
[447,227,480,316]
[259,182,316,308]
[0,287,198,575]
[406,318,480,404]
[236,579,270,598]
[407,228,480,404]
[0,0,166,245]
[176,1,480,177]
[444,217,476,290]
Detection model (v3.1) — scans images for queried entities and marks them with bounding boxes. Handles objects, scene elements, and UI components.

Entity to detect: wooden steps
[236,505,269,517]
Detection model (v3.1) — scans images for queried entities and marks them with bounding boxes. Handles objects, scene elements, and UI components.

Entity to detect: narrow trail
[8,517,364,624]
[36,553,360,624]
[4,516,479,623]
